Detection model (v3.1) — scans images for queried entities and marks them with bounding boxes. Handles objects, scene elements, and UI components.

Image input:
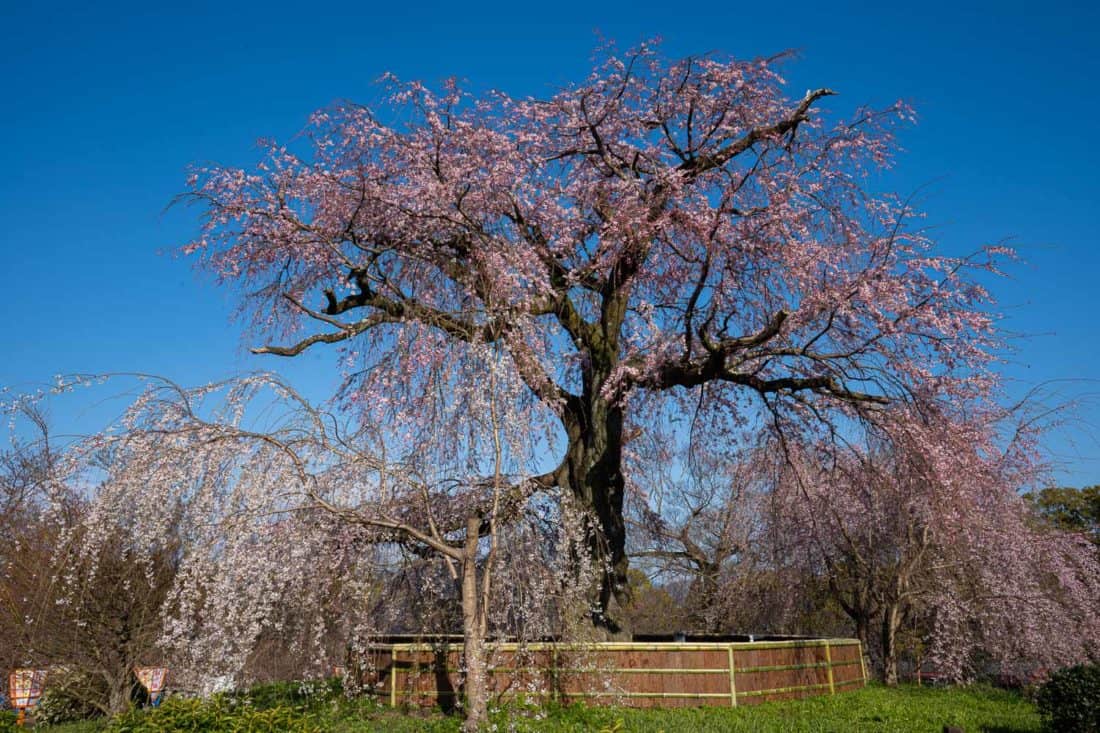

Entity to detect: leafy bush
[104,696,321,732]
[1036,663,1100,733]
[36,684,105,725]
[230,677,343,710]
[0,710,17,733]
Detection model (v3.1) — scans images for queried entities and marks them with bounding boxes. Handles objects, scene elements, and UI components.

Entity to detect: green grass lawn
[40,683,1043,732]
[325,684,1041,732]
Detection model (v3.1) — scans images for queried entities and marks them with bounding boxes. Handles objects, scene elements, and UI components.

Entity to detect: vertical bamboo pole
[858,640,868,686]
[390,647,397,707]
[726,644,738,707]
[824,640,835,695]
[551,645,559,703]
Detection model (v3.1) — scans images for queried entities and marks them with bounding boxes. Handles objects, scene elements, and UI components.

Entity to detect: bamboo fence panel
[363,638,866,709]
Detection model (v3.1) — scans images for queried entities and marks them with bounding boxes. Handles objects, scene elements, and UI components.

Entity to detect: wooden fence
[359,638,866,709]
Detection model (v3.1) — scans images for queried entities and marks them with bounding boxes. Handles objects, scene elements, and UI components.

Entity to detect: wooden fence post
[824,640,835,695]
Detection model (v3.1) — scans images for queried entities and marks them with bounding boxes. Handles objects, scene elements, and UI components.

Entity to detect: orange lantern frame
[8,669,47,725]
[133,667,169,706]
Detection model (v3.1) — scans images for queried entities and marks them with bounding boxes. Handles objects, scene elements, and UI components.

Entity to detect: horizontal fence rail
[356,638,866,709]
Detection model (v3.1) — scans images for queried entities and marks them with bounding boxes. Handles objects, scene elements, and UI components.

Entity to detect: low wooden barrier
[360,637,866,709]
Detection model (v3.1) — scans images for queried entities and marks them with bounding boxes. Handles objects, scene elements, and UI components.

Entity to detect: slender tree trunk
[881,603,901,686]
[460,516,488,733]
[854,616,870,651]
[852,615,873,679]
[107,671,131,715]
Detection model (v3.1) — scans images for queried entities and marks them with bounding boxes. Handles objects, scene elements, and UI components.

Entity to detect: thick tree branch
[625,310,889,405]
[679,88,837,179]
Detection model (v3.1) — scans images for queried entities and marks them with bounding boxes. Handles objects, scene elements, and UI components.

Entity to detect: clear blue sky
[2,1,1098,485]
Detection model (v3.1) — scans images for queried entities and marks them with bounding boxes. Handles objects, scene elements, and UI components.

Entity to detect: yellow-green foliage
[104,696,320,733]
[0,710,18,733]
[38,682,1043,732]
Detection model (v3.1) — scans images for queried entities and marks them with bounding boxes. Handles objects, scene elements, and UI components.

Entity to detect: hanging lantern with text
[134,667,169,706]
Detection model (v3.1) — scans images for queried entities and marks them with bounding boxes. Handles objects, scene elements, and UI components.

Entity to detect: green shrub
[104,696,321,732]
[231,677,343,710]
[36,684,105,726]
[1036,663,1100,733]
[0,710,17,733]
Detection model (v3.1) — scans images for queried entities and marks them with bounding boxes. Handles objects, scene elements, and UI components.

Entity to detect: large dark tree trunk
[687,563,722,633]
[559,376,628,631]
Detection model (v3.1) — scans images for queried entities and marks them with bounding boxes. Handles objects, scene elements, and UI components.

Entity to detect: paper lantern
[8,669,47,725]
[134,667,169,706]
